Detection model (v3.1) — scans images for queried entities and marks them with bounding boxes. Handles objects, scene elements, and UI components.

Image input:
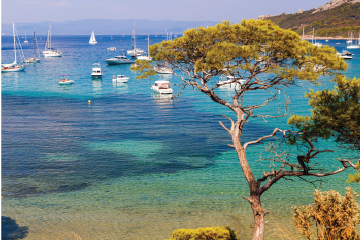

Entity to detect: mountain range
[1,19,219,36]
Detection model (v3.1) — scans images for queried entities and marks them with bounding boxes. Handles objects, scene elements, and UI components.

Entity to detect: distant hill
[262,0,360,37]
[1,19,219,36]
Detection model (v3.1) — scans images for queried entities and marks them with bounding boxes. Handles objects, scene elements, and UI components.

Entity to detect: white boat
[59,79,74,85]
[91,63,102,77]
[1,22,27,73]
[89,31,97,45]
[337,50,353,59]
[43,24,62,57]
[107,47,116,51]
[24,31,41,63]
[347,32,360,49]
[154,63,173,74]
[127,22,145,57]
[136,34,152,60]
[112,75,129,83]
[312,28,322,47]
[24,31,28,44]
[217,76,245,88]
[105,54,135,65]
[151,80,173,94]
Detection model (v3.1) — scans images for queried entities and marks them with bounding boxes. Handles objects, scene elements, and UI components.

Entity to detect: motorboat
[105,54,135,65]
[24,31,41,63]
[43,23,62,57]
[151,80,173,94]
[107,47,116,51]
[59,79,74,85]
[112,75,129,83]
[154,64,173,74]
[91,63,102,77]
[89,31,97,45]
[217,76,245,88]
[1,22,27,73]
[337,50,353,59]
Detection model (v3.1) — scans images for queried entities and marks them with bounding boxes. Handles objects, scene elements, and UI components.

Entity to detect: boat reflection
[151,93,173,106]
[92,79,102,93]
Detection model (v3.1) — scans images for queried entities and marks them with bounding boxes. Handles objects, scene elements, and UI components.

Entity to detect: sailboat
[137,34,152,60]
[312,28,322,47]
[43,23,62,57]
[347,32,360,49]
[89,31,97,45]
[127,22,144,57]
[1,22,27,72]
[24,31,28,43]
[24,31,41,63]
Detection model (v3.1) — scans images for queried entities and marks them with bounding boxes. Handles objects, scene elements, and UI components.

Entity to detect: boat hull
[1,65,26,72]
[105,59,135,65]
[151,86,173,94]
[59,80,74,85]
[43,51,62,57]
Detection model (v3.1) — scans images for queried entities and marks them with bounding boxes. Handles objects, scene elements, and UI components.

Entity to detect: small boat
[91,63,102,77]
[89,31,97,45]
[217,76,245,88]
[43,24,62,57]
[24,31,28,43]
[1,22,27,73]
[59,79,74,85]
[151,80,173,94]
[112,75,129,83]
[136,34,152,60]
[24,31,41,63]
[107,47,116,51]
[336,42,340,45]
[337,50,353,59]
[154,63,173,74]
[105,54,135,65]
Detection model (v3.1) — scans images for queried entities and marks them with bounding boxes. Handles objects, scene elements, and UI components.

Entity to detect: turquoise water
[2,35,360,239]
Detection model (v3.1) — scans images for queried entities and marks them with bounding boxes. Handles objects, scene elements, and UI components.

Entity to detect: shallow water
[2,35,360,239]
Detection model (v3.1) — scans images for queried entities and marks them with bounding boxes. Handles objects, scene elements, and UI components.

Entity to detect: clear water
[2,35,360,239]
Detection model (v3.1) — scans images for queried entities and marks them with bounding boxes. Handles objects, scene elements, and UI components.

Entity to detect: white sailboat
[89,31,97,45]
[24,31,41,63]
[24,31,28,43]
[127,22,144,57]
[137,34,152,60]
[347,32,360,49]
[1,22,27,72]
[43,23,62,57]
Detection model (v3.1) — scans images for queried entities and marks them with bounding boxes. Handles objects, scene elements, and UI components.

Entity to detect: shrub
[293,188,360,240]
[166,226,239,240]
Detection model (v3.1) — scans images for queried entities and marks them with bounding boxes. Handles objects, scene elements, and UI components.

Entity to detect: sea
[1,34,360,240]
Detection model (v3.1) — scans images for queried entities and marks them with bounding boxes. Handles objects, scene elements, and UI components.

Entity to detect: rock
[298,9,304,13]
[312,0,360,14]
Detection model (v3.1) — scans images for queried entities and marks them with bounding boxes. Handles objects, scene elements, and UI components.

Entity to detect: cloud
[48,1,72,7]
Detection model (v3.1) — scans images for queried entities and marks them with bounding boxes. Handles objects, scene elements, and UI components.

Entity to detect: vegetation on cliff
[266,2,360,37]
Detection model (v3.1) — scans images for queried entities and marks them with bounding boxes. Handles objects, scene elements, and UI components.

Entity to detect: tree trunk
[233,130,265,240]
[250,194,266,240]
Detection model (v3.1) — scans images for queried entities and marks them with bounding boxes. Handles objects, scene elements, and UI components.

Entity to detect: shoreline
[302,35,348,40]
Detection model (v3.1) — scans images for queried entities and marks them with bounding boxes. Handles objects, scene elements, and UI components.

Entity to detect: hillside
[265,2,360,37]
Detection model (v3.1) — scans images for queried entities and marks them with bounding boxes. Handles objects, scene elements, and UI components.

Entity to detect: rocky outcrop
[257,15,274,20]
[312,0,360,14]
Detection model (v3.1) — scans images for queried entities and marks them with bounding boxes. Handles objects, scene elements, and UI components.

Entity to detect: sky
[2,0,331,24]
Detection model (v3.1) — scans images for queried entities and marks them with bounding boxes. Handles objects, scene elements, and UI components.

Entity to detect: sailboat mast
[50,23,52,50]
[34,31,36,57]
[13,22,17,64]
[312,28,314,44]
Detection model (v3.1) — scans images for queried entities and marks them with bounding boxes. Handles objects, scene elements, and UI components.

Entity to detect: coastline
[302,35,348,40]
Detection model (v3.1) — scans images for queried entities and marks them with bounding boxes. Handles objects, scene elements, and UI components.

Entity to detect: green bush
[166,226,239,240]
